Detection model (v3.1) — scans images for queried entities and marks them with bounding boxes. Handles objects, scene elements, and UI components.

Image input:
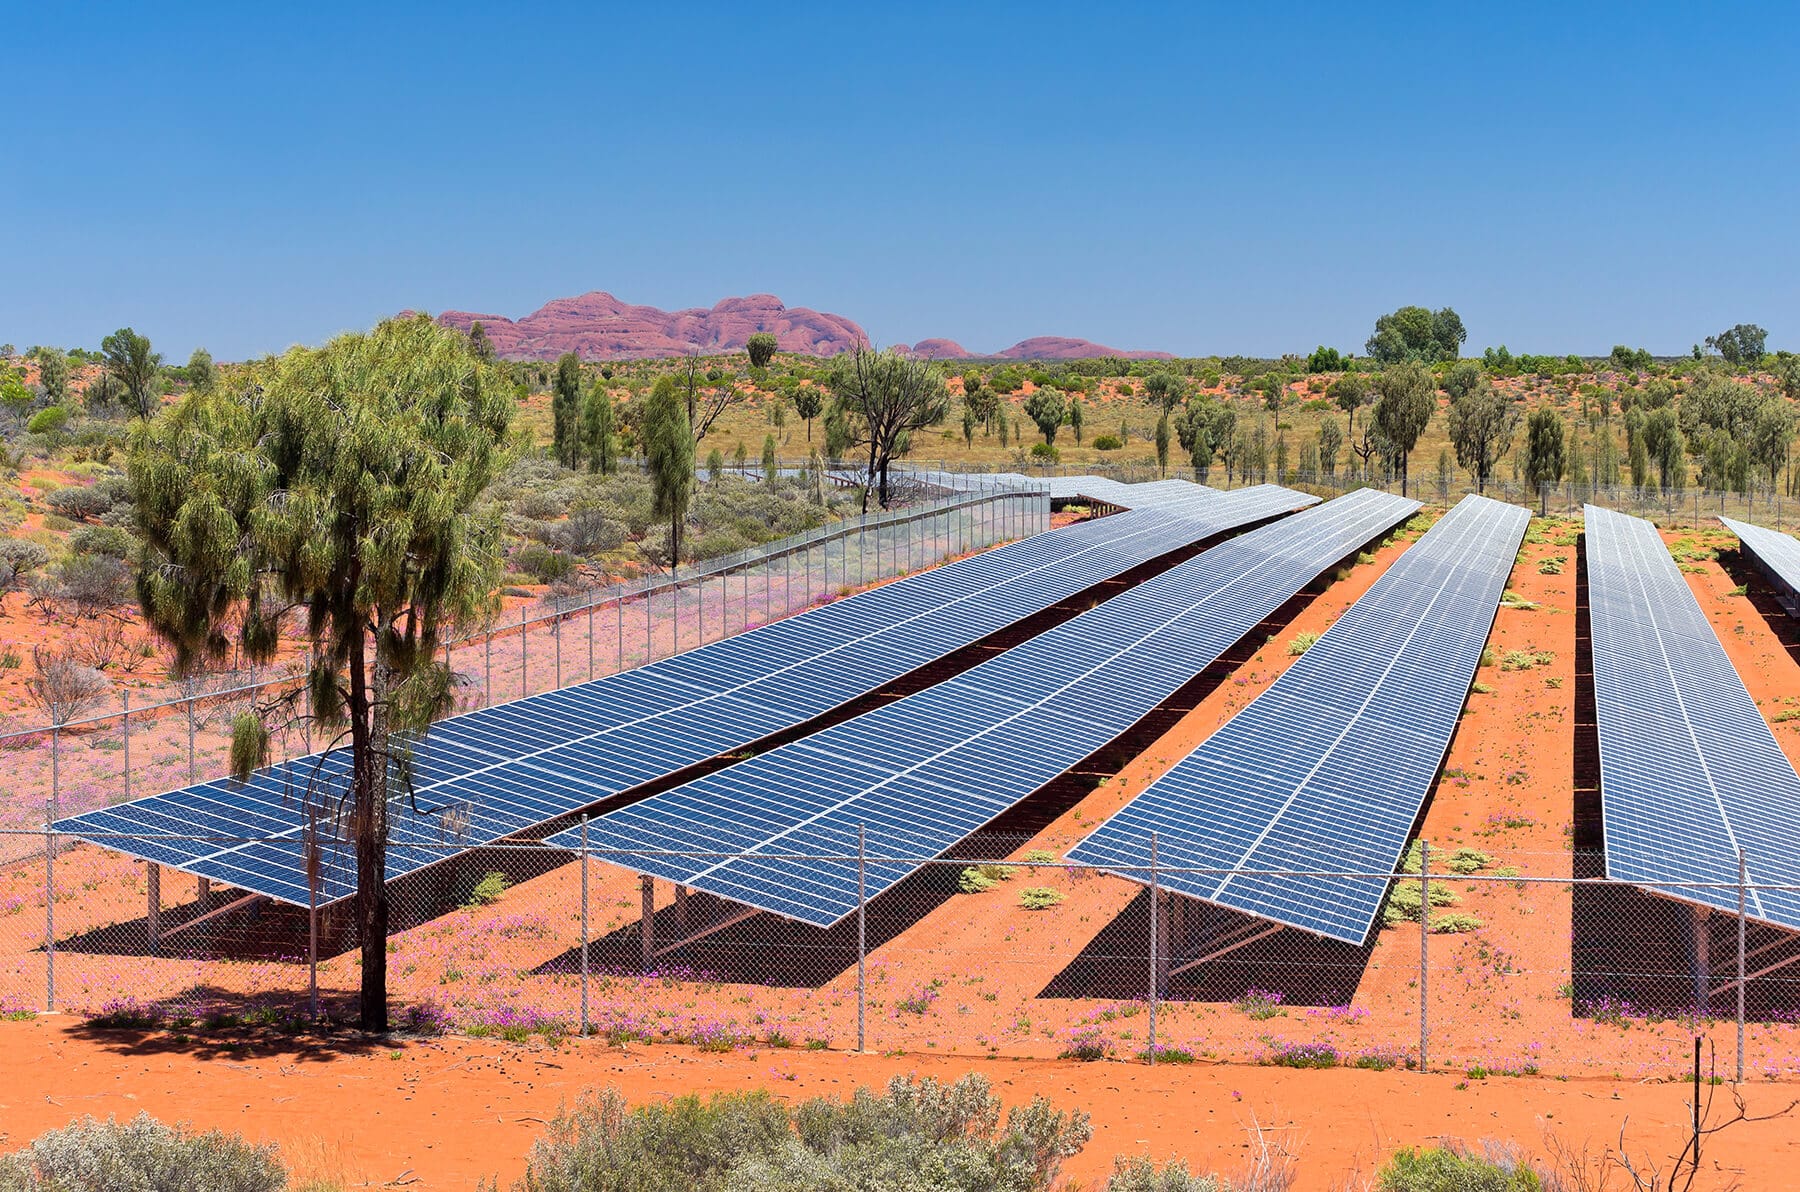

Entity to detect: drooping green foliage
[1523,407,1568,509]
[185,346,216,390]
[129,314,510,1030]
[553,351,583,468]
[642,374,695,566]
[100,326,162,419]
[745,331,778,369]
[582,382,617,474]
[1024,388,1066,445]
[1446,379,1519,493]
[1371,361,1435,495]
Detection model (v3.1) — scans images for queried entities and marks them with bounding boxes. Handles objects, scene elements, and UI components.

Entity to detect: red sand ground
[1,1016,1796,1190]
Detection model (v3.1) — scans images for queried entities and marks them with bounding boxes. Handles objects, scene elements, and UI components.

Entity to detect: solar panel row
[548,487,1420,927]
[56,484,1314,907]
[1587,505,1800,931]
[1720,516,1800,615]
[1066,493,1530,946]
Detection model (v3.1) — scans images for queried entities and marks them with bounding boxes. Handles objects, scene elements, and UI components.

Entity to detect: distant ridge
[431,290,1173,361]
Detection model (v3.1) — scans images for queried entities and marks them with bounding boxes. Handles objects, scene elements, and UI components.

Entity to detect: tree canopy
[643,375,696,565]
[828,347,950,509]
[130,315,511,1030]
[746,332,778,369]
[1445,380,1518,493]
[1365,305,1466,364]
[1704,323,1767,366]
[1370,362,1435,495]
[1023,388,1066,445]
[100,327,162,419]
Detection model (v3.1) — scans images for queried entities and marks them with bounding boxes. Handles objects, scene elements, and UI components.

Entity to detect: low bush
[1104,1155,1227,1191]
[1092,434,1124,451]
[1377,1141,1547,1190]
[958,863,1013,893]
[0,1114,285,1192]
[509,1074,1091,1192]
[1019,886,1065,910]
[513,543,575,583]
[25,406,70,436]
[466,871,510,906]
[1265,1040,1338,1069]
[1285,631,1317,656]
[1029,443,1061,463]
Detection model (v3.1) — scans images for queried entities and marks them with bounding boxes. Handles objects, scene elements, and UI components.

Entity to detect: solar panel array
[1587,505,1800,930]
[1721,516,1800,613]
[55,484,1314,906]
[1067,493,1530,945]
[547,487,1419,927]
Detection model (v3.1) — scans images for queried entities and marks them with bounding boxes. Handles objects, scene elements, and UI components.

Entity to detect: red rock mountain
[433,291,1172,361]
[436,292,868,361]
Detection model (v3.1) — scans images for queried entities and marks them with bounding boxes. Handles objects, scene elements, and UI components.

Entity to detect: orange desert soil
[2,1016,1797,1190]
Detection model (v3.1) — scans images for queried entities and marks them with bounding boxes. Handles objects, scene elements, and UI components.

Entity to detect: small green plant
[467,871,510,906]
[959,864,1013,893]
[1232,987,1286,1020]
[1021,849,1059,865]
[1383,879,1461,928]
[1537,555,1567,575]
[1019,886,1065,910]
[1092,434,1123,451]
[1286,631,1318,656]
[1430,913,1485,934]
[1446,848,1492,874]
[1104,1155,1226,1190]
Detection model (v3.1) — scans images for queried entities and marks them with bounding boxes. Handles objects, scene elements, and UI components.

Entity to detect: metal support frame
[640,874,655,969]
[161,891,265,942]
[1166,921,1282,976]
[146,864,161,951]
[653,904,759,958]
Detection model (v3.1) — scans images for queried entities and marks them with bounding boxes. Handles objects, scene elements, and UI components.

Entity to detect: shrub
[1092,434,1123,451]
[1232,988,1285,1020]
[0,1114,285,1192]
[67,524,132,559]
[1105,1155,1227,1191]
[45,483,114,521]
[467,871,510,906]
[1446,848,1492,874]
[514,543,575,583]
[1377,1141,1547,1190]
[54,552,133,612]
[959,863,1013,893]
[1382,879,1461,928]
[1021,849,1058,865]
[1029,442,1060,463]
[511,1074,1091,1192]
[1286,631,1317,656]
[1430,913,1485,934]
[1057,1024,1115,1061]
[25,406,70,436]
[1019,886,1064,910]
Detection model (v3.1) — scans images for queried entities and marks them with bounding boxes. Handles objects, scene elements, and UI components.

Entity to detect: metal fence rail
[3,832,1797,1081]
[0,484,1049,852]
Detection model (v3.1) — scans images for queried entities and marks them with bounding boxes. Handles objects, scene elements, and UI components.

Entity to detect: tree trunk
[350,630,391,1031]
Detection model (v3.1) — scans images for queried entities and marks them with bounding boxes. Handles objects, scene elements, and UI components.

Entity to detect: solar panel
[1588,505,1800,931]
[1066,493,1530,945]
[55,484,1314,907]
[544,487,1419,927]
[1720,516,1800,615]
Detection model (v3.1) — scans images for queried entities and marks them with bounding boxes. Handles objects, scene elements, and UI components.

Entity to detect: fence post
[50,722,60,821]
[308,864,319,1020]
[1419,839,1430,1071]
[580,815,590,1038]
[520,605,528,699]
[857,823,867,1054]
[484,629,492,708]
[616,587,624,674]
[121,691,131,803]
[44,801,55,1011]
[554,605,563,690]
[587,594,595,681]
[1148,832,1159,1063]
[673,578,681,651]
[1738,848,1747,1083]
[186,698,196,784]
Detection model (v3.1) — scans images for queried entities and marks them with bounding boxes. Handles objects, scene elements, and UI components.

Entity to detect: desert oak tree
[130,315,510,1031]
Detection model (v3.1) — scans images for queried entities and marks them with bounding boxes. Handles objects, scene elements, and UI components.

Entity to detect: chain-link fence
[4,833,1797,1081]
[0,484,1048,860]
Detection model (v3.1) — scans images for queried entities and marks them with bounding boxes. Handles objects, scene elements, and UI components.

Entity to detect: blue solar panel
[56,484,1314,907]
[544,487,1419,926]
[1588,506,1800,931]
[1721,516,1800,615]
[1067,493,1530,945]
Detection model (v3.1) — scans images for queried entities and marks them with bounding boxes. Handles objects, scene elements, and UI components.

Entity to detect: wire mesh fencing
[5,834,1799,1081]
[0,485,1048,862]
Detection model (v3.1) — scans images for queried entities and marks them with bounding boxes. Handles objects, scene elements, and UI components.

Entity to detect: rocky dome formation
[436,292,868,361]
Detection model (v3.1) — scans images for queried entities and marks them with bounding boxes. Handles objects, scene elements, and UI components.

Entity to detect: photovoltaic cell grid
[547,486,1419,927]
[1067,493,1530,945]
[1587,505,1800,930]
[54,484,1314,906]
[1721,516,1800,614]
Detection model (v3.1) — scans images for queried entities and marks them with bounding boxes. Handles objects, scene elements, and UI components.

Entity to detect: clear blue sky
[4,1,1794,361]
